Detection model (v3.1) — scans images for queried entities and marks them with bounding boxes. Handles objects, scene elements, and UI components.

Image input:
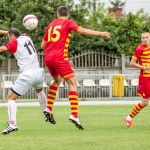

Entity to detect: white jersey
[6,35,39,72]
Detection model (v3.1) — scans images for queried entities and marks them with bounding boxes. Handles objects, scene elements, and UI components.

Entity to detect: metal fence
[0,74,139,102]
[0,51,132,73]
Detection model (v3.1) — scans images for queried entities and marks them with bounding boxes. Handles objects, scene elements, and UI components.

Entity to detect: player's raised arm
[77,27,110,39]
[0,30,8,35]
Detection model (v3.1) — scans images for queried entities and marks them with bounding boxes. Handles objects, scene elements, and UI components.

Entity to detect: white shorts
[12,68,45,96]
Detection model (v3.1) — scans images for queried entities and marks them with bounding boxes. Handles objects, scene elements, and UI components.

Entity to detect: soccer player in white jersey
[0,28,47,134]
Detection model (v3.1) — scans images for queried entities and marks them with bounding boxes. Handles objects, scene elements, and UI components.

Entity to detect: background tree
[0,0,150,59]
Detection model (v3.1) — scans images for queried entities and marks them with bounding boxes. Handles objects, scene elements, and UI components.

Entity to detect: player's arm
[0,46,8,52]
[0,30,8,35]
[77,27,110,39]
[41,39,47,49]
[130,57,150,71]
[131,58,150,71]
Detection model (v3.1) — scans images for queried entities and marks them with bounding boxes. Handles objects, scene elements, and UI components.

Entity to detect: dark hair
[8,28,21,38]
[57,6,69,17]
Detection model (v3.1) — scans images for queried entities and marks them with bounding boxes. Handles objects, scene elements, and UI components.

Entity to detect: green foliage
[110,0,126,8]
[0,0,150,58]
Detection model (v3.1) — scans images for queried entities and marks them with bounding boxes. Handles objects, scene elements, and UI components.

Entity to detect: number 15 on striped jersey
[48,26,62,42]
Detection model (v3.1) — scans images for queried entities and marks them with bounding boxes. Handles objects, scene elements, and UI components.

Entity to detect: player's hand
[0,30,8,35]
[144,66,150,71]
[100,32,110,39]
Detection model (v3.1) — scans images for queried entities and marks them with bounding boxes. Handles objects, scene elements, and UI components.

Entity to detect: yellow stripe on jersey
[64,53,68,57]
[144,47,150,51]
[65,44,69,48]
[141,59,150,62]
[143,74,150,77]
[66,38,70,43]
[68,33,72,37]
[64,49,68,52]
[141,55,150,58]
[142,51,150,55]
[142,63,150,66]
[132,56,137,60]
[64,58,68,60]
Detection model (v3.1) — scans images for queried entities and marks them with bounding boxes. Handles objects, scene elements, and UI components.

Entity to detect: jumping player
[125,32,150,128]
[41,6,110,130]
[0,28,47,134]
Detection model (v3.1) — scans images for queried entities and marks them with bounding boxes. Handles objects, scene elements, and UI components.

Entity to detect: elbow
[130,61,134,67]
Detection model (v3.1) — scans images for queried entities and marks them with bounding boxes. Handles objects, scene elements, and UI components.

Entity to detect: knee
[6,90,17,101]
[53,78,62,87]
[141,99,149,106]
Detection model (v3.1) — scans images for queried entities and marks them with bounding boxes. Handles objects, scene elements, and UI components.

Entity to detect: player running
[41,6,110,130]
[0,28,47,134]
[125,32,150,128]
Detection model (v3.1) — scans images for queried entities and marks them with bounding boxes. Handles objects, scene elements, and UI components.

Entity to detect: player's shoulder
[21,33,30,37]
[67,19,77,23]
[17,34,31,40]
[136,43,145,51]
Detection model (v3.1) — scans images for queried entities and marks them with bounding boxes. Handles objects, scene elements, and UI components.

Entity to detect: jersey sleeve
[68,20,79,32]
[4,40,18,54]
[132,44,143,60]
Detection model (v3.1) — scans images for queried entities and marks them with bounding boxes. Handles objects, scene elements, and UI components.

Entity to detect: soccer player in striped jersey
[0,28,47,134]
[125,32,150,128]
[41,6,110,130]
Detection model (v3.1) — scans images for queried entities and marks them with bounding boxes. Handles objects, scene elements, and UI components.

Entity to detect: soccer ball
[23,14,38,30]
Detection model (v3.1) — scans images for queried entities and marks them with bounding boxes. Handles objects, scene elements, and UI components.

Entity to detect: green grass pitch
[0,105,150,150]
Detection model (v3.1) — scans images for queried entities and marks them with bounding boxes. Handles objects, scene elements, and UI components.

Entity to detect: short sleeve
[4,40,18,54]
[132,44,143,60]
[68,20,79,32]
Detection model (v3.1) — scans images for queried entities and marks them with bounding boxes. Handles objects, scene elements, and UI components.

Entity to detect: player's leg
[47,76,62,112]
[125,98,148,128]
[57,60,83,130]
[125,77,149,128]
[35,88,47,111]
[1,90,19,135]
[2,72,34,134]
[33,68,47,112]
[42,63,62,124]
[43,76,62,124]
[66,78,83,130]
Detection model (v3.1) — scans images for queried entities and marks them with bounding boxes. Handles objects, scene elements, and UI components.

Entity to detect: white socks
[37,90,47,111]
[126,115,132,121]
[7,100,17,126]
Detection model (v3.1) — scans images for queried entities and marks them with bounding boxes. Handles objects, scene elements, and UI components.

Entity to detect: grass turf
[0,105,150,150]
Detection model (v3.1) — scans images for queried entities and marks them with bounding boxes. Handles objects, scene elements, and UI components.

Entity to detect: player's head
[57,6,69,18]
[8,28,21,41]
[141,32,150,46]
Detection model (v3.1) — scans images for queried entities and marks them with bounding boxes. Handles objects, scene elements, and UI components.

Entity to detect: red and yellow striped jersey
[43,18,79,61]
[132,43,150,77]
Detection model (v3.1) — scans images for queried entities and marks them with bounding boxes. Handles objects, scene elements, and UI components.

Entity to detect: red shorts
[44,58,75,81]
[138,75,150,99]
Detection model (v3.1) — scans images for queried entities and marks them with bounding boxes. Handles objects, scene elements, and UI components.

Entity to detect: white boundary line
[0,101,141,107]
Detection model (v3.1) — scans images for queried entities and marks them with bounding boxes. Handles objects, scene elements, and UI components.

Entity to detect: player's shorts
[11,68,45,96]
[138,75,150,99]
[44,58,75,81]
